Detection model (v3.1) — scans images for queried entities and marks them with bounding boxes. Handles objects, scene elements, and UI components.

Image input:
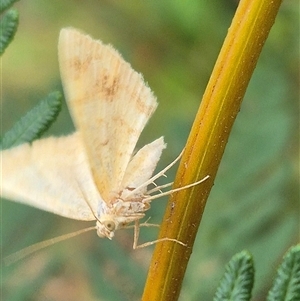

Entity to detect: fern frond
[0,0,20,13]
[213,250,254,301]
[0,9,19,55]
[267,244,300,301]
[0,91,62,150]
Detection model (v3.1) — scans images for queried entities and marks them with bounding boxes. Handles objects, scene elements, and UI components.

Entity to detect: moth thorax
[120,187,146,201]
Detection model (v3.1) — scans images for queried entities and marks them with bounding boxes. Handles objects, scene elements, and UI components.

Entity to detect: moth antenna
[4,226,96,266]
[143,175,210,202]
[4,181,102,266]
[126,149,184,198]
[75,179,101,223]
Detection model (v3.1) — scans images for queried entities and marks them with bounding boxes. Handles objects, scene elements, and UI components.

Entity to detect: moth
[1,28,208,262]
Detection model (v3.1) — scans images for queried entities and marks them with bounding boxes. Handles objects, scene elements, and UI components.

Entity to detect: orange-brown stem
[142,0,283,300]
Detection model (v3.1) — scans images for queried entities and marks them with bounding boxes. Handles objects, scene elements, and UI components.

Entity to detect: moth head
[96,217,117,239]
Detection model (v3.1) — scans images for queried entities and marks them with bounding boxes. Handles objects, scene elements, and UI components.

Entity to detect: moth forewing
[58,28,158,202]
[1,133,99,220]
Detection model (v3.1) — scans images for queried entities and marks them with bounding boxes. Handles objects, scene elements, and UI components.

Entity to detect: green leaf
[0,0,20,13]
[0,9,19,55]
[0,91,62,150]
[213,250,254,301]
[267,245,300,301]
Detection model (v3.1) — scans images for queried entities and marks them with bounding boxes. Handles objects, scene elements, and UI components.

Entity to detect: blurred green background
[1,1,299,300]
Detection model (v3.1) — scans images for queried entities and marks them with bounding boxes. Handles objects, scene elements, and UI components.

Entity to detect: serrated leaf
[0,9,19,55]
[0,92,62,150]
[267,245,300,301]
[213,250,254,301]
[0,0,20,14]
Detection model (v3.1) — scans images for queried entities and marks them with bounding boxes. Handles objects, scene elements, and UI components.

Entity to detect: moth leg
[125,150,184,199]
[134,237,187,249]
[139,222,159,228]
[143,175,210,202]
[123,222,159,230]
[146,182,173,194]
[132,220,187,249]
[138,216,159,228]
[133,220,141,249]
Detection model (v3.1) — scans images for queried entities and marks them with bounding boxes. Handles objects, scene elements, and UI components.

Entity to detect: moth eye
[104,221,115,231]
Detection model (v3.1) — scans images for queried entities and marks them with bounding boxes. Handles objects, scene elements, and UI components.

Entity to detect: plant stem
[142,0,283,300]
